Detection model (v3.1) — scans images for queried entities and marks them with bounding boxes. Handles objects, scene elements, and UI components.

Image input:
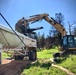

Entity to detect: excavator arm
[15,13,66,36]
[15,13,76,57]
[43,15,66,36]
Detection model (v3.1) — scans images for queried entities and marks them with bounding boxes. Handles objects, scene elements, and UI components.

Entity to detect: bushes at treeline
[33,33,59,49]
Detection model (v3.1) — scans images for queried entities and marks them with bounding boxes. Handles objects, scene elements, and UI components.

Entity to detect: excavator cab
[62,35,76,52]
[53,35,76,58]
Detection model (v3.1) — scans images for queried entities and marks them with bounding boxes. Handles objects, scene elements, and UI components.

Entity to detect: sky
[0,0,76,37]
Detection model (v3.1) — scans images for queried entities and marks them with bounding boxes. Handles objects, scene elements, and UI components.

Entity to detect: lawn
[2,48,76,75]
[57,55,76,74]
[37,47,58,58]
[21,47,76,75]
[22,59,67,75]
[2,52,11,59]
[21,47,67,75]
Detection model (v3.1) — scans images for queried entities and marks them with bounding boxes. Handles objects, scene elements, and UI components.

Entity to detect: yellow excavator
[15,13,76,57]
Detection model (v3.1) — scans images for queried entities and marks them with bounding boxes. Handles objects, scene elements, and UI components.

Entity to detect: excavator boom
[15,13,66,36]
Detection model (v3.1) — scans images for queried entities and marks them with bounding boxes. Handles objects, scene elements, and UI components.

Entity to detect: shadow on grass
[25,59,52,70]
[54,55,69,64]
[25,56,68,70]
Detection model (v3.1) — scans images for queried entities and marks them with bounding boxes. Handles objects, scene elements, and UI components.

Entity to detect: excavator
[15,13,76,58]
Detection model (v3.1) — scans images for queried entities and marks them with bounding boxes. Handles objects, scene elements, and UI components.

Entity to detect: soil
[0,59,32,75]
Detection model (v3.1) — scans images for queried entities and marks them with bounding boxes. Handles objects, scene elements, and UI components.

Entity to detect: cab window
[63,37,67,45]
[68,36,74,47]
[68,36,73,43]
[74,37,76,44]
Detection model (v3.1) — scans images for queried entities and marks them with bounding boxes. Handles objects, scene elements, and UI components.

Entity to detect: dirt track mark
[0,60,31,75]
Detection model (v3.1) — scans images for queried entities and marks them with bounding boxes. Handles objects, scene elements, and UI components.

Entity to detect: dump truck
[0,13,43,61]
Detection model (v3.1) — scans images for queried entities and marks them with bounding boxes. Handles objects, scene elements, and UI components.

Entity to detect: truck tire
[14,56,18,60]
[53,52,61,58]
[29,50,37,60]
[14,55,24,60]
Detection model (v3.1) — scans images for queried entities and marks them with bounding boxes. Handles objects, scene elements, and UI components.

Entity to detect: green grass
[37,47,58,58]
[2,52,12,59]
[57,55,76,74]
[2,48,76,75]
[21,48,76,75]
[22,59,67,75]
[22,48,67,75]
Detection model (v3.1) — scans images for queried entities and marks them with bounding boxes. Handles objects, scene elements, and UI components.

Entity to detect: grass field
[22,59,67,75]
[57,55,76,74]
[2,48,76,75]
[22,48,76,75]
[37,47,58,58]
[2,52,11,59]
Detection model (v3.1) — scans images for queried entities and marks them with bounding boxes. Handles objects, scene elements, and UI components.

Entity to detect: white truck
[0,24,37,60]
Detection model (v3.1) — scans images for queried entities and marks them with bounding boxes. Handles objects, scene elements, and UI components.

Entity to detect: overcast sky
[0,0,76,36]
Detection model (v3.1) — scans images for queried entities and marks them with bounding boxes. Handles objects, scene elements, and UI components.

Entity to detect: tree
[47,12,65,48]
[73,27,76,35]
[55,12,64,25]
[50,12,65,37]
[34,32,46,49]
[45,36,52,49]
[49,26,57,37]
[39,33,45,48]
[67,21,76,35]
[55,12,65,35]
